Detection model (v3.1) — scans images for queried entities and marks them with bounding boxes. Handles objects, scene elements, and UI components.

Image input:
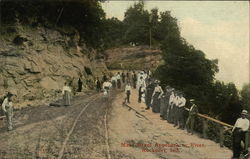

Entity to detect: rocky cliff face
[0,24,107,108]
[104,46,162,70]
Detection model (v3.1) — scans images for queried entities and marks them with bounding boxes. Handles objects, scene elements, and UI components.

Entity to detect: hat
[241,110,248,115]
[154,80,160,83]
[6,92,14,98]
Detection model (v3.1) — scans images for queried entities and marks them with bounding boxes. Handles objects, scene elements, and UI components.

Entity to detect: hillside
[104,46,162,70]
[0,24,107,107]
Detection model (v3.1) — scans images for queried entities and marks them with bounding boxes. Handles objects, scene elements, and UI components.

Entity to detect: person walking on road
[95,77,101,92]
[122,72,126,83]
[111,75,117,89]
[232,110,249,159]
[62,82,72,106]
[116,72,121,89]
[2,92,14,131]
[124,82,132,103]
[132,71,137,89]
[102,79,112,97]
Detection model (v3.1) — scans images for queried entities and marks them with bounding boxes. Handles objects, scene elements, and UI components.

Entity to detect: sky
[101,1,249,89]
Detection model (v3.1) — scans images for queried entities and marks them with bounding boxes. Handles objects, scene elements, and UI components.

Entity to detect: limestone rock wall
[0,25,107,108]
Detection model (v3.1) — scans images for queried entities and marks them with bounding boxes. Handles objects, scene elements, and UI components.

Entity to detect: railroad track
[57,93,101,159]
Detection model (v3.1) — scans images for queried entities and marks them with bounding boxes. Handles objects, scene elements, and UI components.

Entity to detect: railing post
[244,131,249,151]
[202,118,208,138]
[219,126,224,147]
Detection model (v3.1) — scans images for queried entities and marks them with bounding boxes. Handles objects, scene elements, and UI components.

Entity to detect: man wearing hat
[232,110,249,159]
[185,99,198,134]
[1,92,14,131]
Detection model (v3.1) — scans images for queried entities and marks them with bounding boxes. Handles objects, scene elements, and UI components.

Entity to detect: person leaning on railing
[231,110,249,159]
[185,99,198,134]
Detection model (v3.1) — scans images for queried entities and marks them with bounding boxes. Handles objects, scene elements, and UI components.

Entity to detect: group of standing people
[143,78,249,159]
[144,79,198,133]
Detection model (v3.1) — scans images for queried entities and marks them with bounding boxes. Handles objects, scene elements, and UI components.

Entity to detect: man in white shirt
[232,110,250,159]
[2,92,14,131]
[62,82,72,106]
[124,82,132,103]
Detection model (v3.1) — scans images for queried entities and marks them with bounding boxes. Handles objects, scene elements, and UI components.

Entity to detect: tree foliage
[123,1,150,45]
[241,84,250,111]
[1,0,105,48]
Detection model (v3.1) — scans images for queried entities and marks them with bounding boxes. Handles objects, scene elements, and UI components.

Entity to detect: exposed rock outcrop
[104,46,162,70]
[0,24,107,108]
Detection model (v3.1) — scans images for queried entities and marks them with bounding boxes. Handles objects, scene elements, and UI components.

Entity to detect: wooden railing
[185,107,249,150]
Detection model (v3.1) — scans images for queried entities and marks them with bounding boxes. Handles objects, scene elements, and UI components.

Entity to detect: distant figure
[95,78,101,92]
[232,110,250,159]
[145,80,155,110]
[77,77,83,92]
[132,71,137,89]
[62,82,72,106]
[185,99,198,134]
[111,75,117,89]
[124,82,132,103]
[2,92,14,131]
[116,72,121,89]
[102,73,108,83]
[102,79,112,97]
[122,72,126,83]
[137,76,146,103]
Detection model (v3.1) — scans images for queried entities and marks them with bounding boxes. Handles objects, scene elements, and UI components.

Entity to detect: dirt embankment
[0,24,107,108]
[104,46,162,70]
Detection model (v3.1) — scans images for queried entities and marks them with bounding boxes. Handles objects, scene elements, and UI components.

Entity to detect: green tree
[154,11,180,45]
[102,17,125,48]
[241,83,250,111]
[123,1,150,45]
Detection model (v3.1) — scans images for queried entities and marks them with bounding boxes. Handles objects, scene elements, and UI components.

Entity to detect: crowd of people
[135,73,199,133]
